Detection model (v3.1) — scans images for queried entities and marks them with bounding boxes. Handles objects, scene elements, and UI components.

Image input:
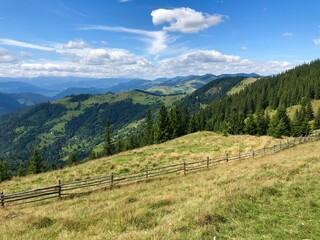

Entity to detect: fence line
[1,133,320,207]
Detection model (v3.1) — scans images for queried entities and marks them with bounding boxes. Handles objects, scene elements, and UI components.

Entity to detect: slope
[0,90,184,166]
[0,136,319,239]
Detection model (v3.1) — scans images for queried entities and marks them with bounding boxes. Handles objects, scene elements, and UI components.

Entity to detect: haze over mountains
[0,73,260,116]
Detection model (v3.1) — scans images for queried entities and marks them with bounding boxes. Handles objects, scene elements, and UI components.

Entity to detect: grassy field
[0,132,283,194]
[227,77,259,95]
[0,137,319,239]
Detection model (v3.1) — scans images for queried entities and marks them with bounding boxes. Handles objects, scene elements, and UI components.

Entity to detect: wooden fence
[1,133,320,207]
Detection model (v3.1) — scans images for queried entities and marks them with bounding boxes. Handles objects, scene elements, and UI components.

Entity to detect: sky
[0,0,319,79]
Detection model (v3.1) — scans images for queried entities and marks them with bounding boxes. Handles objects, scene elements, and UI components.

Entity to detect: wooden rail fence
[1,133,320,207]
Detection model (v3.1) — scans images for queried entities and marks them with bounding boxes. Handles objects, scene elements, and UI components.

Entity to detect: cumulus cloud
[240,46,248,51]
[151,7,227,33]
[79,25,168,54]
[63,40,88,49]
[158,50,292,77]
[313,38,320,46]
[0,48,19,63]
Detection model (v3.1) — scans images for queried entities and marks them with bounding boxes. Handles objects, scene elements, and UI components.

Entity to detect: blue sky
[0,0,319,79]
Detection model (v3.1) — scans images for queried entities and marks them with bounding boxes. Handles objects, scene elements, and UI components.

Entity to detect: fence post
[280,141,282,150]
[263,146,266,155]
[252,150,255,158]
[145,168,149,181]
[238,151,241,160]
[1,191,4,207]
[183,161,186,175]
[110,173,114,189]
[58,179,62,200]
[207,157,209,169]
[226,154,229,162]
[287,139,289,148]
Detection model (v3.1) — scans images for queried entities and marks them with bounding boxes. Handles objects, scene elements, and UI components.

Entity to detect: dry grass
[0,140,319,239]
[0,132,283,194]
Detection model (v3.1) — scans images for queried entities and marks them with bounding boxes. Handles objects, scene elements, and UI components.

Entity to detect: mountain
[0,92,52,116]
[0,81,56,96]
[0,90,184,166]
[53,87,110,100]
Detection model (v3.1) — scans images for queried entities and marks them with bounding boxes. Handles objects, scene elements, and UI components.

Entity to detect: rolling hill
[0,132,318,239]
[0,90,184,166]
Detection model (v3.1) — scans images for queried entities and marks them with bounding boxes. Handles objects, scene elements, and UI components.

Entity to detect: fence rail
[1,133,320,207]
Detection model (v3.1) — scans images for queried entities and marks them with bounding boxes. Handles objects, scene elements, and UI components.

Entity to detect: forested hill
[0,91,184,169]
[199,59,320,134]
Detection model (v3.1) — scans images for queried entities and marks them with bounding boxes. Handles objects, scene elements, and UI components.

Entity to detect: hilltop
[0,134,319,239]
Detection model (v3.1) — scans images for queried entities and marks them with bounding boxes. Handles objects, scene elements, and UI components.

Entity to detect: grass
[0,132,283,194]
[227,77,259,95]
[0,137,319,239]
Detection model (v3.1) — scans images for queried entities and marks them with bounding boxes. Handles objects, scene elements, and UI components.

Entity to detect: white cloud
[63,40,88,49]
[240,46,248,51]
[0,38,294,79]
[101,40,108,45]
[158,50,292,77]
[0,48,19,63]
[0,38,53,51]
[283,32,293,37]
[313,38,320,46]
[118,0,130,2]
[151,7,227,33]
[79,25,168,54]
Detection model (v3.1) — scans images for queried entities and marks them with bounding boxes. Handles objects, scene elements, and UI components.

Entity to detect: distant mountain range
[0,73,260,116]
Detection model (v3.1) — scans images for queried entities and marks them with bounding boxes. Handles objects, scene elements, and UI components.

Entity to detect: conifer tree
[154,103,171,143]
[180,106,189,136]
[67,151,77,166]
[28,147,45,174]
[244,114,257,135]
[314,107,320,130]
[104,120,114,156]
[305,100,314,121]
[143,108,154,145]
[267,105,291,137]
[255,109,268,136]
[169,106,181,139]
[0,161,10,182]
[17,162,25,177]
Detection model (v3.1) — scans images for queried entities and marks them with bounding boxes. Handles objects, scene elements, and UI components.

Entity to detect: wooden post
[238,151,241,160]
[1,191,4,207]
[110,173,114,189]
[58,180,62,200]
[183,161,186,175]
[206,157,209,169]
[280,141,282,150]
[145,168,149,181]
[263,146,266,155]
[252,150,255,158]
[287,139,289,147]
[226,154,229,162]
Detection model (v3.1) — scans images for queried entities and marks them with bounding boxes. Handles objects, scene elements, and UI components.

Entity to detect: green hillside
[0,134,319,239]
[227,77,259,95]
[0,90,184,167]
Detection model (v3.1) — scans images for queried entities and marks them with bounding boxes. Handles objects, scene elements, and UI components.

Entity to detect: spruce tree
[314,107,320,130]
[169,106,180,139]
[268,105,291,137]
[255,109,268,136]
[244,114,257,135]
[305,100,314,121]
[104,120,114,156]
[154,103,171,143]
[0,161,10,182]
[28,147,45,174]
[143,108,154,145]
[180,106,189,136]
[67,151,77,166]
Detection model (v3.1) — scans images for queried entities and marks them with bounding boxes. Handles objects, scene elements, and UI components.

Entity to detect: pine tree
[67,151,77,166]
[169,106,181,139]
[17,162,25,177]
[255,109,268,136]
[180,106,189,136]
[104,120,114,156]
[28,147,45,174]
[314,107,320,130]
[143,108,154,145]
[90,149,96,160]
[291,109,303,136]
[154,103,171,143]
[188,114,197,133]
